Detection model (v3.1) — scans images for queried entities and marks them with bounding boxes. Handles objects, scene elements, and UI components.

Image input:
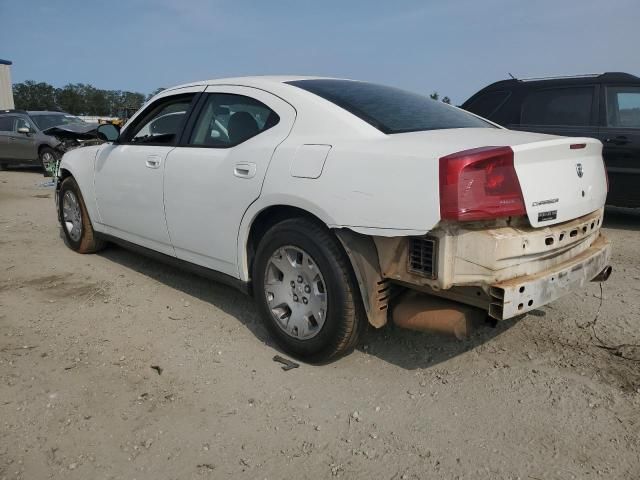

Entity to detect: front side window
[521,87,594,126]
[606,86,640,128]
[125,95,195,145]
[287,79,494,134]
[15,117,32,131]
[188,93,280,147]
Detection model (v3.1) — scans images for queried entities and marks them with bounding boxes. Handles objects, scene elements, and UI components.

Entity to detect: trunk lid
[511,137,606,227]
[385,128,607,227]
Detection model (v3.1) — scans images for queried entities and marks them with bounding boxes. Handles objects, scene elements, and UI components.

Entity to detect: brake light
[439,146,526,221]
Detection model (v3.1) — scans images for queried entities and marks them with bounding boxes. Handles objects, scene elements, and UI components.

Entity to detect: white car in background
[56,76,612,362]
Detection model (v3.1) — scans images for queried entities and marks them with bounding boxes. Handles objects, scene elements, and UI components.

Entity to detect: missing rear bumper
[488,234,611,320]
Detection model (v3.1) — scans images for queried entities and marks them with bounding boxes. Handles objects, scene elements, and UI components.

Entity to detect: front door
[12,117,38,161]
[597,85,640,207]
[94,88,202,255]
[1,115,34,161]
[163,87,296,277]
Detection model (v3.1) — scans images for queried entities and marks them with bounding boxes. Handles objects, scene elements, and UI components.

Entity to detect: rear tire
[252,218,365,362]
[39,147,57,177]
[58,176,105,253]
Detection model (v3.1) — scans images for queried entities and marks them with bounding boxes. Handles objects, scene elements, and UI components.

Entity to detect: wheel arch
[38,142,55,153]
[239,201,389,328]
[57,146,102,227]
[242,204,329,284]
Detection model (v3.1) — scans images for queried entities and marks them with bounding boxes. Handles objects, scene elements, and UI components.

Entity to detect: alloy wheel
[263,245,328,340]
[62,190,83,242]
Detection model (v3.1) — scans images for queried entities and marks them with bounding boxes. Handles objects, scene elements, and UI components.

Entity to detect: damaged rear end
[342,134,612,336]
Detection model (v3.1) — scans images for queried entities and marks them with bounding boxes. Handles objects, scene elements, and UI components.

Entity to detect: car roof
[27,111,71,115]
[474,72,640,93]
[163,75,353,92]
[0,109,28,115]
[136,75,389,139]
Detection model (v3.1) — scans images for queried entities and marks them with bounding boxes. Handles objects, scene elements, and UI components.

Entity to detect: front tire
[39,147,57,177]
[253,218,365,362]
[59,176,105,253]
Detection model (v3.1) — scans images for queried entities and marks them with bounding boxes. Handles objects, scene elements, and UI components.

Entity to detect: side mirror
[97,123,120,142]
[17,127,30,134]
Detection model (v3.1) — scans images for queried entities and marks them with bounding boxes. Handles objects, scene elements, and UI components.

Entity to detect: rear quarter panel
[260,137,441,233]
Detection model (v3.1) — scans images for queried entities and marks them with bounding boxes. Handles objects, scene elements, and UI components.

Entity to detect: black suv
[462,72,640,208]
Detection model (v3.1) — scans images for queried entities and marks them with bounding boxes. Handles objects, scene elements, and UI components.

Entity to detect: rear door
[511,85,600,140]
[163,86,296,277]
[597,85,640,207]
[0,115,12,160]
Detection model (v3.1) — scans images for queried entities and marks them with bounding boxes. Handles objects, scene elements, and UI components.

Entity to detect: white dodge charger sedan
[56,76,612,361]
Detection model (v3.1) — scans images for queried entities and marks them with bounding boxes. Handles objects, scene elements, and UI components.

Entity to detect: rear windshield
[286,79,494,134]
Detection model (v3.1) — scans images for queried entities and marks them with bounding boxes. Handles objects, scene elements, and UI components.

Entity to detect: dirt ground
[1,170,639,480]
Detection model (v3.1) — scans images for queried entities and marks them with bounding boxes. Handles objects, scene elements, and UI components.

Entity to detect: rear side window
[465,91,510,119]
[287,79,494,134]
[521,87,594,126]
[188,93,279,147]
[606,86,640,128]
[0,116,13,131]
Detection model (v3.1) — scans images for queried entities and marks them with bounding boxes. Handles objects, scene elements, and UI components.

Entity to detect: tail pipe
[392,293,486,339]
[591,265,613,282]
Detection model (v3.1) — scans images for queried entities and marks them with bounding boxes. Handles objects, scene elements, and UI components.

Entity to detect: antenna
[508,72,517,80]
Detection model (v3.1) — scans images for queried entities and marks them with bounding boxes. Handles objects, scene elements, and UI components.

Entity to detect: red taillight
[439,146,526,221]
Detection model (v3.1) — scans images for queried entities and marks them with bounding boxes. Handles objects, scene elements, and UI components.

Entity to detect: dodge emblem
[576,163,584,178]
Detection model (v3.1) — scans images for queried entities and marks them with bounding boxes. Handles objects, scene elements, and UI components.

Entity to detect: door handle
[234,162,256,179]
[605,136,629,145]
[145,155,161,169]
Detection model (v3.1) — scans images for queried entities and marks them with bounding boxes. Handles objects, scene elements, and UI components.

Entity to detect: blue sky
[1,0,639,103]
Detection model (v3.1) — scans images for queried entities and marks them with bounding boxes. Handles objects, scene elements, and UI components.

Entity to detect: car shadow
[1,165,46,174]
[97,244,273,346]
[603,206,640,232]
[357,312,533,370]
[96,242,535,370]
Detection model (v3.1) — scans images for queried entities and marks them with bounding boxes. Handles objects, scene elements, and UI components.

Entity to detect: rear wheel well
[246,206,329,281]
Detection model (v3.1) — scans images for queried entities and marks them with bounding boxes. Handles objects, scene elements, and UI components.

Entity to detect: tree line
[12,81,165,116]
[430,92,451,104]
[12,80,452,116]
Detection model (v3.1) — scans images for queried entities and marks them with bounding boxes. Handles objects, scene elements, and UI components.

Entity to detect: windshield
[286,79,495,134]
[30,113,85,130]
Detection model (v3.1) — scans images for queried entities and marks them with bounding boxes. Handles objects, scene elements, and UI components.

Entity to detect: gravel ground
[1,170,639,480]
